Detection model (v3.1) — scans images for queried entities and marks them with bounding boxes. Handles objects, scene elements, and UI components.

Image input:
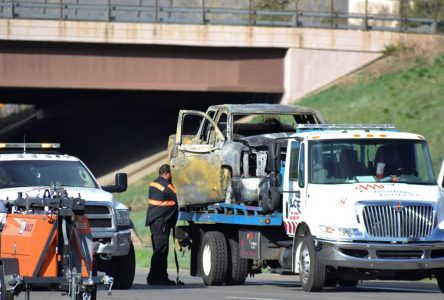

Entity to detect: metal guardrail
[0,0,440,33]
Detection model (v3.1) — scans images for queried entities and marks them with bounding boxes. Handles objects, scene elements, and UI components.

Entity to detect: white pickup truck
[0,143,135,289]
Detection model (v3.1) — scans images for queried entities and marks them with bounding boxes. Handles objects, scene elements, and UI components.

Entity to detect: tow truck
[173,122,444,292]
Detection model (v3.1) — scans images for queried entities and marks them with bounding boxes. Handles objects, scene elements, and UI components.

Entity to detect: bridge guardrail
[0,0,441,34]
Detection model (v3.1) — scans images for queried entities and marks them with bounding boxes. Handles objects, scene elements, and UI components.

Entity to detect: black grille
[376,250,423,259]
[85,206,110,214]
[88,219,112,228]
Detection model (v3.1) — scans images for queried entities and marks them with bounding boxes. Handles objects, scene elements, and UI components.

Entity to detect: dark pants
[147,220,171,282]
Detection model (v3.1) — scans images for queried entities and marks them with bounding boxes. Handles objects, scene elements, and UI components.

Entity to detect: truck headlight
[115,209,130,228]
[319,225,362,240]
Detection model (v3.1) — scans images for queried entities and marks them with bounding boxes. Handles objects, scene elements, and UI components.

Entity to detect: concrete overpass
[1,18,443,179]
[4,19,444,102]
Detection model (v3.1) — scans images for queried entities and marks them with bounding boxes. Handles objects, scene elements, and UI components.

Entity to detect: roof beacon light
[296,124,396,132]
[0,143,60,149]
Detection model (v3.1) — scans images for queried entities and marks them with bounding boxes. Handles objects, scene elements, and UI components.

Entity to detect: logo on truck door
[289,191,301,217]
[285,192,301,235]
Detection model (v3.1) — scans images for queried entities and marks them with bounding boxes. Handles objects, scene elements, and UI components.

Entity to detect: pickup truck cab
[0,143,135,289]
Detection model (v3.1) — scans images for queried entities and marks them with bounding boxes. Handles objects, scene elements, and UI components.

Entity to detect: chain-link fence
[0,0,441,33]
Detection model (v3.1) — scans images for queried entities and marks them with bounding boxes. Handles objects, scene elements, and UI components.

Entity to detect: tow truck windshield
[309,139,436,184]
[0,160,98,189]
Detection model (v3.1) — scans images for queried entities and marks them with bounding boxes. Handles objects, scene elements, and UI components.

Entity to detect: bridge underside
[0,41,285,100]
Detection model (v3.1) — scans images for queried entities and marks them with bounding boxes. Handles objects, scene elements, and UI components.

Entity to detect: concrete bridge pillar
[282,48,381,104]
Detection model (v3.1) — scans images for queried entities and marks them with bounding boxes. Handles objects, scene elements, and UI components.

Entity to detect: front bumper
[92,229,131,257]
[315,239,444,270]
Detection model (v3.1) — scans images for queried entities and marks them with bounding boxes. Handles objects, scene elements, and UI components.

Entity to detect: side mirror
[102,173,128,193]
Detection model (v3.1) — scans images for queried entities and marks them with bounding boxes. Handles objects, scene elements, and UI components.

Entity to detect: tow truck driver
[145,164,178,285]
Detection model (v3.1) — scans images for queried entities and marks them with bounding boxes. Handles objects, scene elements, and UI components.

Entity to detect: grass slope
[299,52,444,173]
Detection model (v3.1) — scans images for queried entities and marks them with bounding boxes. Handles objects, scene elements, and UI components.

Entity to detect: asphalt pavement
[14,268,443,300]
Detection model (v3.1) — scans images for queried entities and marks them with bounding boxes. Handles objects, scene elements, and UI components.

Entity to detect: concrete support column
[282,48,381,104]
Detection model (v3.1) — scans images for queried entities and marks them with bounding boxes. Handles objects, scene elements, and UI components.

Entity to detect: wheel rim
[299,244,310,284]
[202,244,212,276]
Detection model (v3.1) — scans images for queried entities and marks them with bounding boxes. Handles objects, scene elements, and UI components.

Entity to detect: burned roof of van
[208,104,324,118]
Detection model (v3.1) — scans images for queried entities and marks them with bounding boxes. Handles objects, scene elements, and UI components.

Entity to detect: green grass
[135,237,191,269]
[299,52,444,173]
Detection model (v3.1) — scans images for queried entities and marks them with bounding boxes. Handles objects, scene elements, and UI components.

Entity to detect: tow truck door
[439,159,444,189]
[282,139,306,237]
[170,110,226,206]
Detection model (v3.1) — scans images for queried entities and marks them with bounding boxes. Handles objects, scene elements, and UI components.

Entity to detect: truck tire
[266,188,281,213]
[200,231,228,286]
[108,242,136,289]
[259,190,270,214]
[0,265,14,300]
[225,237,248,285]
[298,235,326,292]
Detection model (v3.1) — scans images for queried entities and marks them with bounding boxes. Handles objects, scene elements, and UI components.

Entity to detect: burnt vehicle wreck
[168,104,325,212]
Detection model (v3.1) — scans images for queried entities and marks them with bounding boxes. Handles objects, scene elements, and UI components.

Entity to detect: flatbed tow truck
[174,123,444,292]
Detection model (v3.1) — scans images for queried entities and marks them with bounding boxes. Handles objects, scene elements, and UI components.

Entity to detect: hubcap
[202,244,212,276]
[299,244,310,284]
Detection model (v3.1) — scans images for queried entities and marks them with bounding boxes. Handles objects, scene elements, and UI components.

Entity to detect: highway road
[15,269,443,300]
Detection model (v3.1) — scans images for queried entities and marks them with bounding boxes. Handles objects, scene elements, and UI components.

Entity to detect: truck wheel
[266,189,281,212]
[108,242,136,289]
[259,190,270,214]
[200,231,228,286]
[0,265,14,300]
[298,235,325,292]
[225,237,248,285]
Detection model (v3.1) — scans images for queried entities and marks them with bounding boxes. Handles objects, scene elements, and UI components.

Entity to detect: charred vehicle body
[168,104,325,212]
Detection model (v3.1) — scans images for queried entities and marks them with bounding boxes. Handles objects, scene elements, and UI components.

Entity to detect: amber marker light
[265,218,271,224]
[366,134,374,138]
[380,134,387,138]
[353,134,360,138]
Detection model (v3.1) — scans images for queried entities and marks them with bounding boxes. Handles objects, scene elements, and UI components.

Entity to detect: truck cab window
[298,144,305,188]
[289,141,300,181]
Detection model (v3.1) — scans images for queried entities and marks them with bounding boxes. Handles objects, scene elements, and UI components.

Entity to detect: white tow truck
[0,143,135,289]
[175,124,444,292]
